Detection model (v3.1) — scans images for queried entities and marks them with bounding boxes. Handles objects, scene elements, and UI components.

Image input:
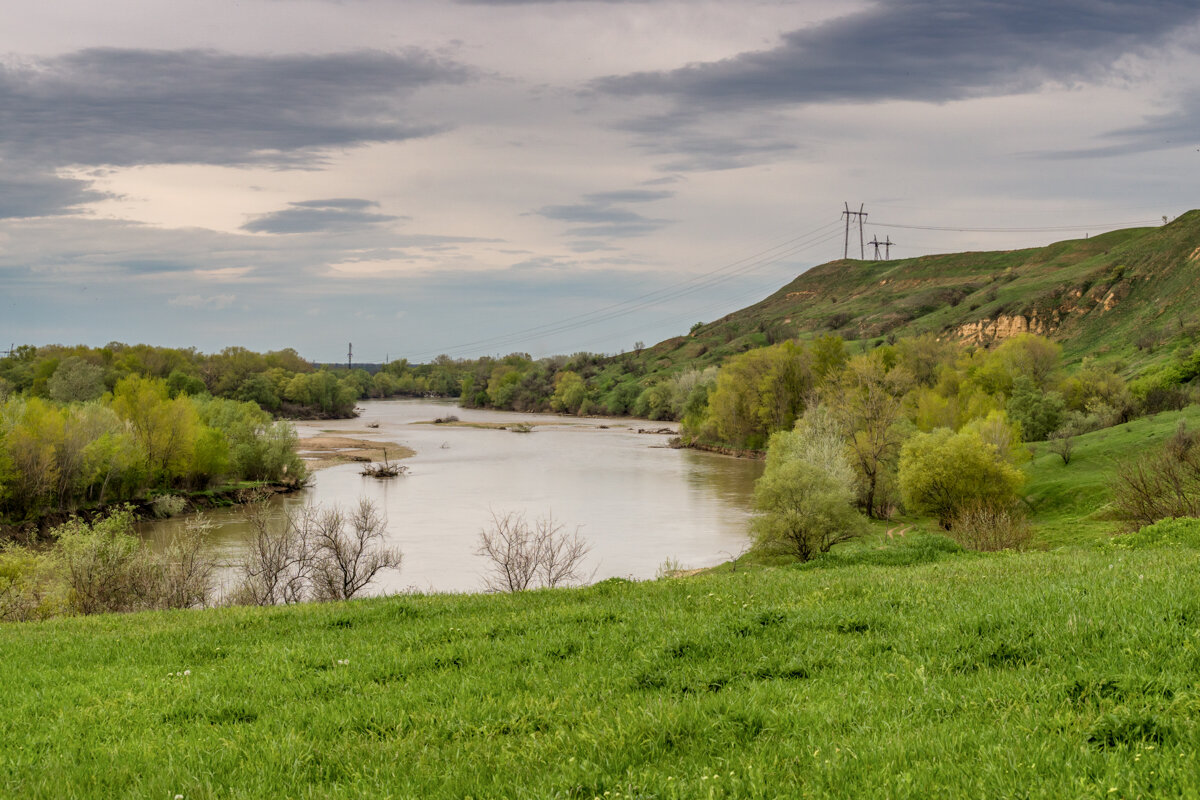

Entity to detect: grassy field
[4,525,1200,798]
[1024,405,1200,547]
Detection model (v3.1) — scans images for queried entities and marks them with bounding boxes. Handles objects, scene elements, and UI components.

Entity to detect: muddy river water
[141,398,763,594]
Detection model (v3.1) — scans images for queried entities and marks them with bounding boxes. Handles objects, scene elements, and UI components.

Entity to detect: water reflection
[141,399,764,594]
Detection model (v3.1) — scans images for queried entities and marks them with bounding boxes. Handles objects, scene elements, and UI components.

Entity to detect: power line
[402,220,843,361]
[868,219,1160,233]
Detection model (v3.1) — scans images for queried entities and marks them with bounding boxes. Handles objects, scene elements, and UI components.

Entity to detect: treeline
[0,375,305,523]
[684,333,1144,517]
[1,343,365,419]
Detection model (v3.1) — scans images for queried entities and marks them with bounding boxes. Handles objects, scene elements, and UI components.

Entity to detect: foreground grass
[4,536,1200,798]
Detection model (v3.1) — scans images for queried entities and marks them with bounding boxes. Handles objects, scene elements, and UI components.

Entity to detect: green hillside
[641,211,1200,373]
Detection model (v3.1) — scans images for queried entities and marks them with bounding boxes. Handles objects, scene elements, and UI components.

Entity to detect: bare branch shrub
[230,497,401,605]
[477,511,592,592]
[229,498,316,605]
[156,513,218,609]
[310,499,402,601]
[948,501,1033,552]
[1047,429,1074,465]
[1111,421,1200,531]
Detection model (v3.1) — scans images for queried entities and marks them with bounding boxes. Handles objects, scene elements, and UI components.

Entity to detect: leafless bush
[155,514,218,609]
[310,499,402,601]
[230,499,317,605]
[1047,429,1075,465]
[1111,421,1200,531]
[948,501,1034,552]
[230,497,401,605]
[477,511,592,592]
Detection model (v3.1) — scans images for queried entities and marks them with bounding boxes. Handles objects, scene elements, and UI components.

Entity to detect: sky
[1,0,1197,364]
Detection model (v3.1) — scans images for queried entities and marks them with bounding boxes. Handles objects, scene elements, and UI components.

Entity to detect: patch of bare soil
[297,436,415,471]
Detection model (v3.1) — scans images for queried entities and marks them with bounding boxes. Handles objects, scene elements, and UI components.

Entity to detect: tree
[46,357,107,403]
[703,341,813,449]
[828,354,912,517]
[899,427,1026,527]
[110,375,199,481]
[476,511,591,592]
[976,334,1061,395]
[750,407,868,561]
[550,370,588,415]
[310,499,402,601]
[1005,375,1064,441]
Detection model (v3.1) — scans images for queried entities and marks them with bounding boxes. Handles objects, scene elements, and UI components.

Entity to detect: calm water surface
[142,399,763,594]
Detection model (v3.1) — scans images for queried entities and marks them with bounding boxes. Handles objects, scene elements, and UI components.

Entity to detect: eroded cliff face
[957,313,1057,345]
[956,274,1135,346]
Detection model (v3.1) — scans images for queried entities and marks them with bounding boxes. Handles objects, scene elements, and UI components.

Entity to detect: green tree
[109,375,199,482]
[828,353,912,517]
[750,407,868,561]
[899,427,1026,527]
[46,357,107,403]
[550,371,588,415]
[1005,376,1065,442]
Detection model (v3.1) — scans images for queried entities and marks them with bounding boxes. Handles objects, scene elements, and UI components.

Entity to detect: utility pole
[347,342,353,372]
[868,236,895,260]
[842,203,868,259]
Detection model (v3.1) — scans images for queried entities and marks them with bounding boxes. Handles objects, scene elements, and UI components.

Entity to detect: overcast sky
[1,0,1197,363]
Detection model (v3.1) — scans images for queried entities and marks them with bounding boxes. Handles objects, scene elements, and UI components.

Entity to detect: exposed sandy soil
[296,436,415,471]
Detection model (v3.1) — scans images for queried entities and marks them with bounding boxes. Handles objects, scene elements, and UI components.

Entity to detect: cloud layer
[0,48,472,170]
[596,0,1200,109]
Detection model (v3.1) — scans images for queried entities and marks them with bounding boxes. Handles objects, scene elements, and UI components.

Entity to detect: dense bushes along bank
[0,374,305,526]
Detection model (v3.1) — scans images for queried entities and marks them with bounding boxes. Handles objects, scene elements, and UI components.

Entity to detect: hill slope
[642,210,1200,372]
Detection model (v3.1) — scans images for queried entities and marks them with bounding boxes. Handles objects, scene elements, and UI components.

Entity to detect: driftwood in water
[360,450,409,479]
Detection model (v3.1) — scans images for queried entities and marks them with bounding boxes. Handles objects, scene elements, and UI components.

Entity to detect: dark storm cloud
[243,199,402,234]
[0,168,109,219]
[1044,90,1200,159]
[0,48,474,169]
[594,0,1200,109]
[533,189,673,238]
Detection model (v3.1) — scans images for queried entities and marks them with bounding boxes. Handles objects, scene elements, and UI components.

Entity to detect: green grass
[1024,405,1200,546]
[5,539,1200,798]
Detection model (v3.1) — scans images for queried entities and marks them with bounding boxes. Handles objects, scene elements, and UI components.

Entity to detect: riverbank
[2,535,1198,797]
[0,479,305,542]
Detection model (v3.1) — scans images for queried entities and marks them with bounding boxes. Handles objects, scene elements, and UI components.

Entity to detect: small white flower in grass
[175,795,184,799]
[183,670,191,677]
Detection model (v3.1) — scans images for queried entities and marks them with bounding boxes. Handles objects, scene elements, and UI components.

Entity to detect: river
[141,398,764,594]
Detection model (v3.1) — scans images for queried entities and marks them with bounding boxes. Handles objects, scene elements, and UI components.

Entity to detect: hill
[638,210,1200,373]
